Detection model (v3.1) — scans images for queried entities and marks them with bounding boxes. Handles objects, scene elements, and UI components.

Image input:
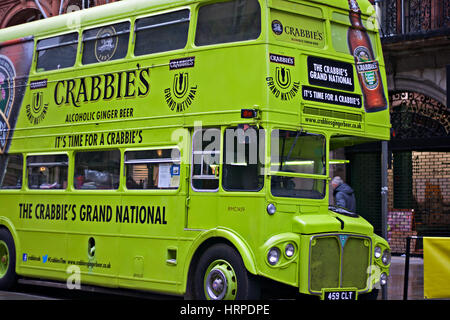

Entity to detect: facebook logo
[22,253,28,262]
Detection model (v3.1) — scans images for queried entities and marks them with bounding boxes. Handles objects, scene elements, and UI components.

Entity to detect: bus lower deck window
[0,154,23,189]
[74,150,120,190]
[125,148,181,190]
[270,130,327,199]
[222,126,265,192]
[192,128,220,191]
[27,154,68,190]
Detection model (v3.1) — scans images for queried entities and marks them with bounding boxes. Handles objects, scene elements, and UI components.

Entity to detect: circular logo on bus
[0,54,16,118]
[272,20,283,35]
[95,26,118,62]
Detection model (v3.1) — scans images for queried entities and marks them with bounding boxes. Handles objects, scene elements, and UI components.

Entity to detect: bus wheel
[0,229,16,290]
[193,243,260,300]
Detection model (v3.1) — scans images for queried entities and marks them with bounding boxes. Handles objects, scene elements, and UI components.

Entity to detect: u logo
[173,73,189,99]
[32,92,43,114]
[275,67,291,89]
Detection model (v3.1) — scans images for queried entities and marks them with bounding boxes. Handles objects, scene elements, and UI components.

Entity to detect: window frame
[73,149,121,191]
[194,0,262,47]
[124,147,181,191]
[134,8,191,57]
[269,129,328,200]
[191,128,221,192]
[35,31,79,72]
[222,126,265,192]
[26,153,69,190]
[0,153,24,190]
[81,20,131,65]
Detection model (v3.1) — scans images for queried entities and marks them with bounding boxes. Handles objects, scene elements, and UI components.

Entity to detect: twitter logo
[43,255,48,263]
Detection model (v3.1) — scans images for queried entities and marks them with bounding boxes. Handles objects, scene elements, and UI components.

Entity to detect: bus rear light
[241,109,258,119]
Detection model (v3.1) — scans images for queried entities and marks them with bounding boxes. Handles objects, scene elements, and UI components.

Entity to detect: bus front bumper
[298,233,390,298]
[259,232,390,298]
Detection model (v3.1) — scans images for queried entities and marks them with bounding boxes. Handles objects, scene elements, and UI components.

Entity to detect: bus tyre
[193,243,260,300]
[0,228,17,290]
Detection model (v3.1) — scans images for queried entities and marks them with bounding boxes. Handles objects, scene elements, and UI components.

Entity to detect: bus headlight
[267,203,276,215]
[374,246,382,259]
[267,247,280,265]
[380,272,388,286]
[382,250,391,265]
[285,243,295,258]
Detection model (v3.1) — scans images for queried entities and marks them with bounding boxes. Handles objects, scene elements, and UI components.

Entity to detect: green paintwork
[0,0,390,298]
[0,240,9,278]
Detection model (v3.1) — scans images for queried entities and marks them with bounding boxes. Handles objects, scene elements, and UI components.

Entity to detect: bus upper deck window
[195,0,261,46]
[0,154,23,189]
[125,148,181,190]
[36,33,78,72]
[82,21,130,65]
[74,150,120,190]
[134,10,190,56]
[27,154,68,190]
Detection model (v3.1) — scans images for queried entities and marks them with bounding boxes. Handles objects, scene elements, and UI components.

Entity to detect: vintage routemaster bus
[0,0,391,300]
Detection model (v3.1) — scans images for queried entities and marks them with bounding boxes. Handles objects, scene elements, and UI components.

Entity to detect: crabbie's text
[53,68,150,108]
[18,203,168,225]
[54,129,143,148]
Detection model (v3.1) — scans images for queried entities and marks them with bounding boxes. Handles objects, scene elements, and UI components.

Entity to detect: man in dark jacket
[331,176,356,212]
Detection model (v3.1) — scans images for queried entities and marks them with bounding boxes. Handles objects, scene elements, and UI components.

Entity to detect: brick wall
[387,209,421,254]
[388,151,450,254]
[412,151,450,204]
[0,0,121,29]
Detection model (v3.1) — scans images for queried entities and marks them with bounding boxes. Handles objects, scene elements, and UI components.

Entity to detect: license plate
[323,290,357,301]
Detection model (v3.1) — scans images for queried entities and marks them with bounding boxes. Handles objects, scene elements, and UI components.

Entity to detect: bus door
[186,128,221,229]
[218,126,265,233]
[119,147,183,289]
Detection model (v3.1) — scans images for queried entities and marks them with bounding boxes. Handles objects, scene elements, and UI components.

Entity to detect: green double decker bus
[0,0,391,300]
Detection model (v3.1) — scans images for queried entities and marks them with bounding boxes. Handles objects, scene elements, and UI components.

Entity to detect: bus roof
[0,0,375,42]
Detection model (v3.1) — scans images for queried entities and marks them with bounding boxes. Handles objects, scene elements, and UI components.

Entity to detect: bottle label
[354,46,379,90]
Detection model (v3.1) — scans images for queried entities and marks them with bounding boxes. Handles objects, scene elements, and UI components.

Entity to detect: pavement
[382,255,424,300]
[0,290,56,300]
[0,255,435,300]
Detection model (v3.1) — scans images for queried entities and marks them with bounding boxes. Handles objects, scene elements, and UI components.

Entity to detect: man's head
[331,176,343,190]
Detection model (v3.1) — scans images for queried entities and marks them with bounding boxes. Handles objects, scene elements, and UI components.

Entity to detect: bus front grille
[309,234,371,293]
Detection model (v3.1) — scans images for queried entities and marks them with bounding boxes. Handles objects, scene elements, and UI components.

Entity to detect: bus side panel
[116,192,186,294]
[65,193,121,288]
[14,192,69,281]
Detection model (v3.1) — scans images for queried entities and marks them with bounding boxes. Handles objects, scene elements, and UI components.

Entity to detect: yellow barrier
[424,237,450,299]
